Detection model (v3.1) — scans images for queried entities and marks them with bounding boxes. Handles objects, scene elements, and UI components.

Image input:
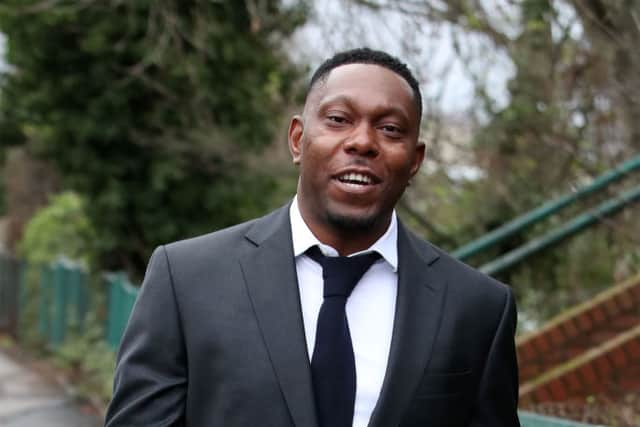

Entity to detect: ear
[409,140,426,177]
[288,115,304,165]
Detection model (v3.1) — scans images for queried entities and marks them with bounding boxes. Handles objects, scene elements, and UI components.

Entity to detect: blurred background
[0,0,639,425]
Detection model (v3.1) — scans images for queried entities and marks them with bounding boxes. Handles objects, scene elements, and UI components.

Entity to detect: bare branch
[398,198,457,246]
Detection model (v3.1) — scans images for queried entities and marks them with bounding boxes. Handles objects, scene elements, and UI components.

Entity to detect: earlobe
[288,115,304,165]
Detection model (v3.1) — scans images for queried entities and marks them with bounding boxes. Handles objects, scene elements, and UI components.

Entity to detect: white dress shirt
[289,197,398,427]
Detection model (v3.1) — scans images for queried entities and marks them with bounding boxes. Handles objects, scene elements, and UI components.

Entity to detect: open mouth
[333,172,381,190]
[338,172,373,185]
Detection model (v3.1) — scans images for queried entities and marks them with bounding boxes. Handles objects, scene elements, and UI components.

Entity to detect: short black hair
[308,47,422,121]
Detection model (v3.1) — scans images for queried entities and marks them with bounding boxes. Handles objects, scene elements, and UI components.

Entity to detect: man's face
[289,63,425,236]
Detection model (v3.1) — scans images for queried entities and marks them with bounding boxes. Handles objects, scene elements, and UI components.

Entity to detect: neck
[322,231,385,256]
[300,210,391,256]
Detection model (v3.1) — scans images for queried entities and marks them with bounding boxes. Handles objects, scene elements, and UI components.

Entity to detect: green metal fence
[0,254,23,336]
[37,259,91,348]
[32,259,140,350]
[105,272,139,350]
[519,411,605,427]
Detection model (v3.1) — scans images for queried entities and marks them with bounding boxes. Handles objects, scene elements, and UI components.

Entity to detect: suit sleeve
[105,246,187,427]
[469,287,521,427]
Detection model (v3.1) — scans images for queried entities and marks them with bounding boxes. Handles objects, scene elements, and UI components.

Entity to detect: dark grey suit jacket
[105,204,520,426]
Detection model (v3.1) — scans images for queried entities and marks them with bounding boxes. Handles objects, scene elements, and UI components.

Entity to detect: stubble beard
[326,210,380,234]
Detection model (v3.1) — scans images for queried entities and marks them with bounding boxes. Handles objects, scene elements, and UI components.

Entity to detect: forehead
[308,63,418,119]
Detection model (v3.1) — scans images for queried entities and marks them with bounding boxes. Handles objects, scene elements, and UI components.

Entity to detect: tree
[0,0,307,277]
[332,0,640,323]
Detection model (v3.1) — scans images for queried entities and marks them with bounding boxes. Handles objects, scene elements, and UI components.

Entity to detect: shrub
[17,191,115,407]
[19,191,97,267]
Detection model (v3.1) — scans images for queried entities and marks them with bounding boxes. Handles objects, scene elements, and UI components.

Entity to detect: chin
[326,210,379,232]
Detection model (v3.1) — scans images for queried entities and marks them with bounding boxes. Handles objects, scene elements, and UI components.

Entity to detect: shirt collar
[289,196,398,272]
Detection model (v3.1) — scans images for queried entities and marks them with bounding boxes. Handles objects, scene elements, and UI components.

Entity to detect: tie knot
[306,246,380,298]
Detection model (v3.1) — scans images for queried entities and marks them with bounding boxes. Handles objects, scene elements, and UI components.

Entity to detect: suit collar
[244,202,292,247]
[241,204,319,427]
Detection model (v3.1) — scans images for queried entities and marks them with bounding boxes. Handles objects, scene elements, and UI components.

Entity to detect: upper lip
[332,168,382,184]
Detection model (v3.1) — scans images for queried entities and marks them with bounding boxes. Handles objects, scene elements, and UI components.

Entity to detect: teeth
[339,173,372,185]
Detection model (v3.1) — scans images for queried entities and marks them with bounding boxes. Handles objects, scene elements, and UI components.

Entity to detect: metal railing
[479,184,640,275]
[519,411,605,427]
[452,154,640,261]
[449,155,640,277]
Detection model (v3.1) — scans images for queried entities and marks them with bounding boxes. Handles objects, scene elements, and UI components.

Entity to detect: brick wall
[517,273,640,406]
[520,324,640,405]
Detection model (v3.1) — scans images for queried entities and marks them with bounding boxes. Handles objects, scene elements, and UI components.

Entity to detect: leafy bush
[17,191,96,344]
[19,191,97,267]
[54,311,117,404]
[16,191,115,407]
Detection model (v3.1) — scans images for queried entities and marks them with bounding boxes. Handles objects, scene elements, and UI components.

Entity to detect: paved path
[0,350,101,427]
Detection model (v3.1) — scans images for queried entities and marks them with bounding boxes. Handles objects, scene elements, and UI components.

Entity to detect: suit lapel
[368,222,448,427]
[239,206,318,427]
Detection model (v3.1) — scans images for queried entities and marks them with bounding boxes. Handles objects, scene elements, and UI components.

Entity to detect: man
[106,48,520,427]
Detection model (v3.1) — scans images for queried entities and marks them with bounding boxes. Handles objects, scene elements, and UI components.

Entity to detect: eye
[379,124,404,137]
[327,115,348,124]
[325,112,351,128]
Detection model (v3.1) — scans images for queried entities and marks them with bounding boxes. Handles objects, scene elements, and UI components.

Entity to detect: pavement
[0,349,102,427]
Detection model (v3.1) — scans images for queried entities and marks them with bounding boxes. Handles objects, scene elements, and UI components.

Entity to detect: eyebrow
[317,95,411,122]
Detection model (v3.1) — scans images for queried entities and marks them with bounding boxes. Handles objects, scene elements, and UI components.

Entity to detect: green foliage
[54,312,117,404]
[15,191,117,404]
[0,0,307,277]
[15,190,117,405]
[19,191,96,267]
[16,191,96,349]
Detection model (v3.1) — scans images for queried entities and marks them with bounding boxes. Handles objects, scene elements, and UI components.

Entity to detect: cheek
[299,152,329,187]
[302,140,337,169]
[386,149,418,176]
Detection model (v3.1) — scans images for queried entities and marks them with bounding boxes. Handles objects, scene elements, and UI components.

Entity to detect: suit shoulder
[159,205,289,267]
[406,229,511,299]
[164,218,257,255]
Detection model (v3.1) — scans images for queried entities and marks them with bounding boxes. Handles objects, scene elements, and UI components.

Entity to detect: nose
[343,122,379,157]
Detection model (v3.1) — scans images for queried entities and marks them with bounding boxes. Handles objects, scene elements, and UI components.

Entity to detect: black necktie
[306,246,380,427]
